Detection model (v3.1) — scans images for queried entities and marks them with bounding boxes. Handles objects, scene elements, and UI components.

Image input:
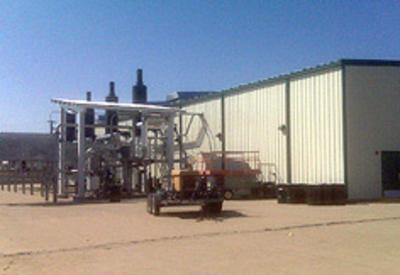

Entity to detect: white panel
[346,65,400,200]
[225,83,287,183]
[181,98,222,160]
[290,69,344,184]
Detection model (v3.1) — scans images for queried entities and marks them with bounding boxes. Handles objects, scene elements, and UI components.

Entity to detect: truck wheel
[211,202,223,213]
[152,195,160,216]
[202,202,223,214]
[224,190,234,200]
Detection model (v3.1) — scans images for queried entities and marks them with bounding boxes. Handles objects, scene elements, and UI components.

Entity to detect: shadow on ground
[229,197,276,201]
[158,209,247,221]
[344,198,400,205]
[0,198,147,207]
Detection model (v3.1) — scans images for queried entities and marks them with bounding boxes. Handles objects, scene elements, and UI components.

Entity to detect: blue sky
[1,0,400,132]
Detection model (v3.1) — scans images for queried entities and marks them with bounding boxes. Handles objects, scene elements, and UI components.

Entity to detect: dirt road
[1,191,399,274]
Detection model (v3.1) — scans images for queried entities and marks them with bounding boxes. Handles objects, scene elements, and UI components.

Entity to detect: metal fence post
[22,181,26,194]
[30,182,34,195]
[14,180,17,192]
[45,180,49,201]
[40,181,44,197]
[53,175,58,204]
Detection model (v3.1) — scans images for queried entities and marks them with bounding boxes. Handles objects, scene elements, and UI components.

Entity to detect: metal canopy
[51,98,179,114]
[52,97,178,199]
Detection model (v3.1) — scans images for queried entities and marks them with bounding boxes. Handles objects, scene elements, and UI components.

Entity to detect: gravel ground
[1,191,400,274]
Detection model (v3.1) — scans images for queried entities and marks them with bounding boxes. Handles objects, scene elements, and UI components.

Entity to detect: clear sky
[1,0,400,132]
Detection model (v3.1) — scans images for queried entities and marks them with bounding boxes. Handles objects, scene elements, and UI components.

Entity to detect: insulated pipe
[77,109,86,199]
[166,114,175,191]
[58,108,67,196]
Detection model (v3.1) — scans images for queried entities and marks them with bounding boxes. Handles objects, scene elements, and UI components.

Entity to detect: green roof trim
[178,58,400,107]
[341,59,400,67]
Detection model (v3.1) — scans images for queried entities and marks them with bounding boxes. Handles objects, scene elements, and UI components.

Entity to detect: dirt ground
[0,191,400,275]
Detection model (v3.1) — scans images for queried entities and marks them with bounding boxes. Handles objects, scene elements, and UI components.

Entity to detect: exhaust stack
[132,69,147,103]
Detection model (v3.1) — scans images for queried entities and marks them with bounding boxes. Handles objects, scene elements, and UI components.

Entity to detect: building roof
[177,58,400,106]
[166,91,218,102]
[0,133,57,161]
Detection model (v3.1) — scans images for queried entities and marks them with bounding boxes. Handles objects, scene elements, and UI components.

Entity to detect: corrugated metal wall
[181,98,222,160]
[290,68,344,184]
[178,67,345,185]
[224,83,287,183]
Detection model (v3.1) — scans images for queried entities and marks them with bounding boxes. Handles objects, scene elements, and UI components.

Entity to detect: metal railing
[0,161,58,202]
[194,151,262,176]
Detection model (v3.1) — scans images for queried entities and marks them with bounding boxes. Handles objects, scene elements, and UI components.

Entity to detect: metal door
[381,151,400,192]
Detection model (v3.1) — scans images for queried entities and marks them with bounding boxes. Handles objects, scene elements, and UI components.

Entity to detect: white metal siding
[224,83,287,183]
[181,98,222,159]
[290,69,344,184]
[345,65,400,200]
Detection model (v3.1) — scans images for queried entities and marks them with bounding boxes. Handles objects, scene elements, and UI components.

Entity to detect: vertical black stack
[132,69,147,137]
[85,91,95,140]
[105,82,119,134]
[132,69,147,103]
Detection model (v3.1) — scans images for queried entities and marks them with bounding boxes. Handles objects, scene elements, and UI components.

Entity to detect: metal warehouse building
[177,59,400,201]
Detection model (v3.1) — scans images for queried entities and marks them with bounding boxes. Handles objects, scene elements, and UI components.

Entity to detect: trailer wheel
[152,194,160,216]
[224,190,234,200]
